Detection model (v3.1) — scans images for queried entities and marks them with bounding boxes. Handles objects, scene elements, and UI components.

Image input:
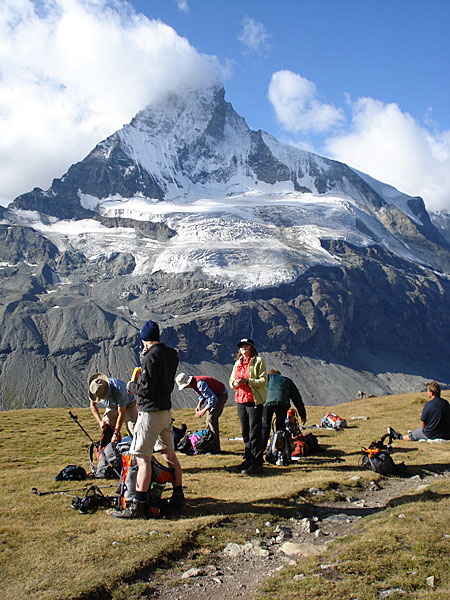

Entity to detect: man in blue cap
[113,320,185,519]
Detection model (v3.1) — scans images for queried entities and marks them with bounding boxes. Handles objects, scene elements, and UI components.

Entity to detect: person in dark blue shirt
[388,381,450,441]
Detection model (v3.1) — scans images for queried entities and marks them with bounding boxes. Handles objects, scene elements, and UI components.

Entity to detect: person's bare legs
[160,448,182,486]
[135,455,152,492]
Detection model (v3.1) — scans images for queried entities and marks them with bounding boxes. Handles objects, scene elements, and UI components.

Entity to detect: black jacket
[129,343,179,412]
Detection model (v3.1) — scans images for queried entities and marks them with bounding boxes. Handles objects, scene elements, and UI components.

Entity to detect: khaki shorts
[130,410,174,457]
[103,404,138,436]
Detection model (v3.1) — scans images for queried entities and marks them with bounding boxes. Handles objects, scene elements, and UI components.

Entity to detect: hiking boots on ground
[241,464,263,476]
[224,460,251,473]
[112,499,147,519]
[167,492,187,513]
[387,427,403,440]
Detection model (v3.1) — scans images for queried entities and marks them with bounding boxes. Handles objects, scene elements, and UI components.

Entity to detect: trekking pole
[68,410,99,447]
[68,411,122,479]
[31,484,117,497]
[31,486,88,497]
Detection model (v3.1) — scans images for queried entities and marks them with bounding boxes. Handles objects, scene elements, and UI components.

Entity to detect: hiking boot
[224,460,251,473]
[387,427,402,440]
[241,464,263,476]
[112,499,147,519]
[167,492,187,513]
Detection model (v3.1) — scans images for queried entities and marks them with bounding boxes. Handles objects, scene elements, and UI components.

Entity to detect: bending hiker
[113,320,185,519]
[89,373,138,443]
[175,373,228,454]
[229,338,267,475]
[262,369,307,450]
[388,380,450,441]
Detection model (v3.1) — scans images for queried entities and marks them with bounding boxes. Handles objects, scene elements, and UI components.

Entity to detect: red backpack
[285,408,320,457]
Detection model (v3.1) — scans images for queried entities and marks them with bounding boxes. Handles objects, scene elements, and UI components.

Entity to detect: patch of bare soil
[141,468,450,600]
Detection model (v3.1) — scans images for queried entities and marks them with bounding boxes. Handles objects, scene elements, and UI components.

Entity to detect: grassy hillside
[1,391,450,599]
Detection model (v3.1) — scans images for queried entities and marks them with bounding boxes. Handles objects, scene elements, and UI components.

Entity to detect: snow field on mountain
[8,184,439,289]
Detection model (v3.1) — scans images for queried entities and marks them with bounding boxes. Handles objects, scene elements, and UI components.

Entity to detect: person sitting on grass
[388,380,450,442]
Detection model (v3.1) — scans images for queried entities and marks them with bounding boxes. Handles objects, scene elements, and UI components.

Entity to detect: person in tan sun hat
[175,372,228,454]
[89,373,138,443]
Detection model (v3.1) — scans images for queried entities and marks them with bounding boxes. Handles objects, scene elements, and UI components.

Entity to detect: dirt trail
[129,468,449,600]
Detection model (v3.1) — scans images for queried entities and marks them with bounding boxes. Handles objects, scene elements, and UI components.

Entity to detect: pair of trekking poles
[31,411,120,506]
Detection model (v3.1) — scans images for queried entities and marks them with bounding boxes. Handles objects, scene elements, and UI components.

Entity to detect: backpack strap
[271,414,277,434]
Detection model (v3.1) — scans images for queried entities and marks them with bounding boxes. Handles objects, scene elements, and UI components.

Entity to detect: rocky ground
[139,468,450,600]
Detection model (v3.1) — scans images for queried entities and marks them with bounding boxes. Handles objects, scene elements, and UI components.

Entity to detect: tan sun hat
[89,373,110,401]
[175,372,193,390]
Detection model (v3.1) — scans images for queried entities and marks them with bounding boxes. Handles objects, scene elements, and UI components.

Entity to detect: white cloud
[176,0,189,12]
[268,70,344,133]
[237,16,270,54]
[0,0,219,203]
[325,98,450,212]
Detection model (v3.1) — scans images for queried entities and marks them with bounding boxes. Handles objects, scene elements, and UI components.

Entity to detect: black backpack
[361,449,396,474]
[55,465,87,481]
[177,428,215,455]
[361,434,406,476]
[265,430,292,466]
[173,421,187,449]
[192,429,215,454]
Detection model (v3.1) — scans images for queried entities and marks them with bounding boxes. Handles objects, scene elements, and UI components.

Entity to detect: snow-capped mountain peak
[8,84,450,289]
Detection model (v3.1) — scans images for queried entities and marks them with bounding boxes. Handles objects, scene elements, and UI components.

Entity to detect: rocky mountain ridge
[1,85,450,410]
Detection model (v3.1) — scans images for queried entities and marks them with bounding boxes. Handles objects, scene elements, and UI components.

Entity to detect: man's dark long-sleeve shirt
[128,343,179,412]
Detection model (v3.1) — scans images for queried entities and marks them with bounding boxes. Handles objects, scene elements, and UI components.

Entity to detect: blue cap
[140,320,160,342]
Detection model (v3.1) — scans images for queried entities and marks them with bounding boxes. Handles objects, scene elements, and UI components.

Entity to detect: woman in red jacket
[229,338,268,475]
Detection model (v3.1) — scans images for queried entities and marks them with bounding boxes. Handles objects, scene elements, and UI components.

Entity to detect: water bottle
[276,450,283,466]
[150,481,165,502]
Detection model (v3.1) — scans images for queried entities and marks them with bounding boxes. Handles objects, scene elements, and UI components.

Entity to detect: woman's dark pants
[236,402,263,467]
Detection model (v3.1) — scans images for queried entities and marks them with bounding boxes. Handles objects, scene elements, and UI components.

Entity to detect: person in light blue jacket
[89,373,137,443]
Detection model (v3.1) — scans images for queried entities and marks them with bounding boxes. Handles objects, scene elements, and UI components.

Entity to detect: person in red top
[229,338,268,475]
[176,373,228,453]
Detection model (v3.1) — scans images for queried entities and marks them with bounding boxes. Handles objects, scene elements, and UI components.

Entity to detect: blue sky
[1,0,449,210]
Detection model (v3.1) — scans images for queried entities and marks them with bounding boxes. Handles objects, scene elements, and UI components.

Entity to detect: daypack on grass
[71,485,115,514]
[177,434,195,455]
[285,408,320,458]
[55,465,87,481]
[361,434,406,476]
[191,428,215,454]
[177,428,215,455]
[265,429,292,466]
[291,432,320,457]
[321,413,347,430]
